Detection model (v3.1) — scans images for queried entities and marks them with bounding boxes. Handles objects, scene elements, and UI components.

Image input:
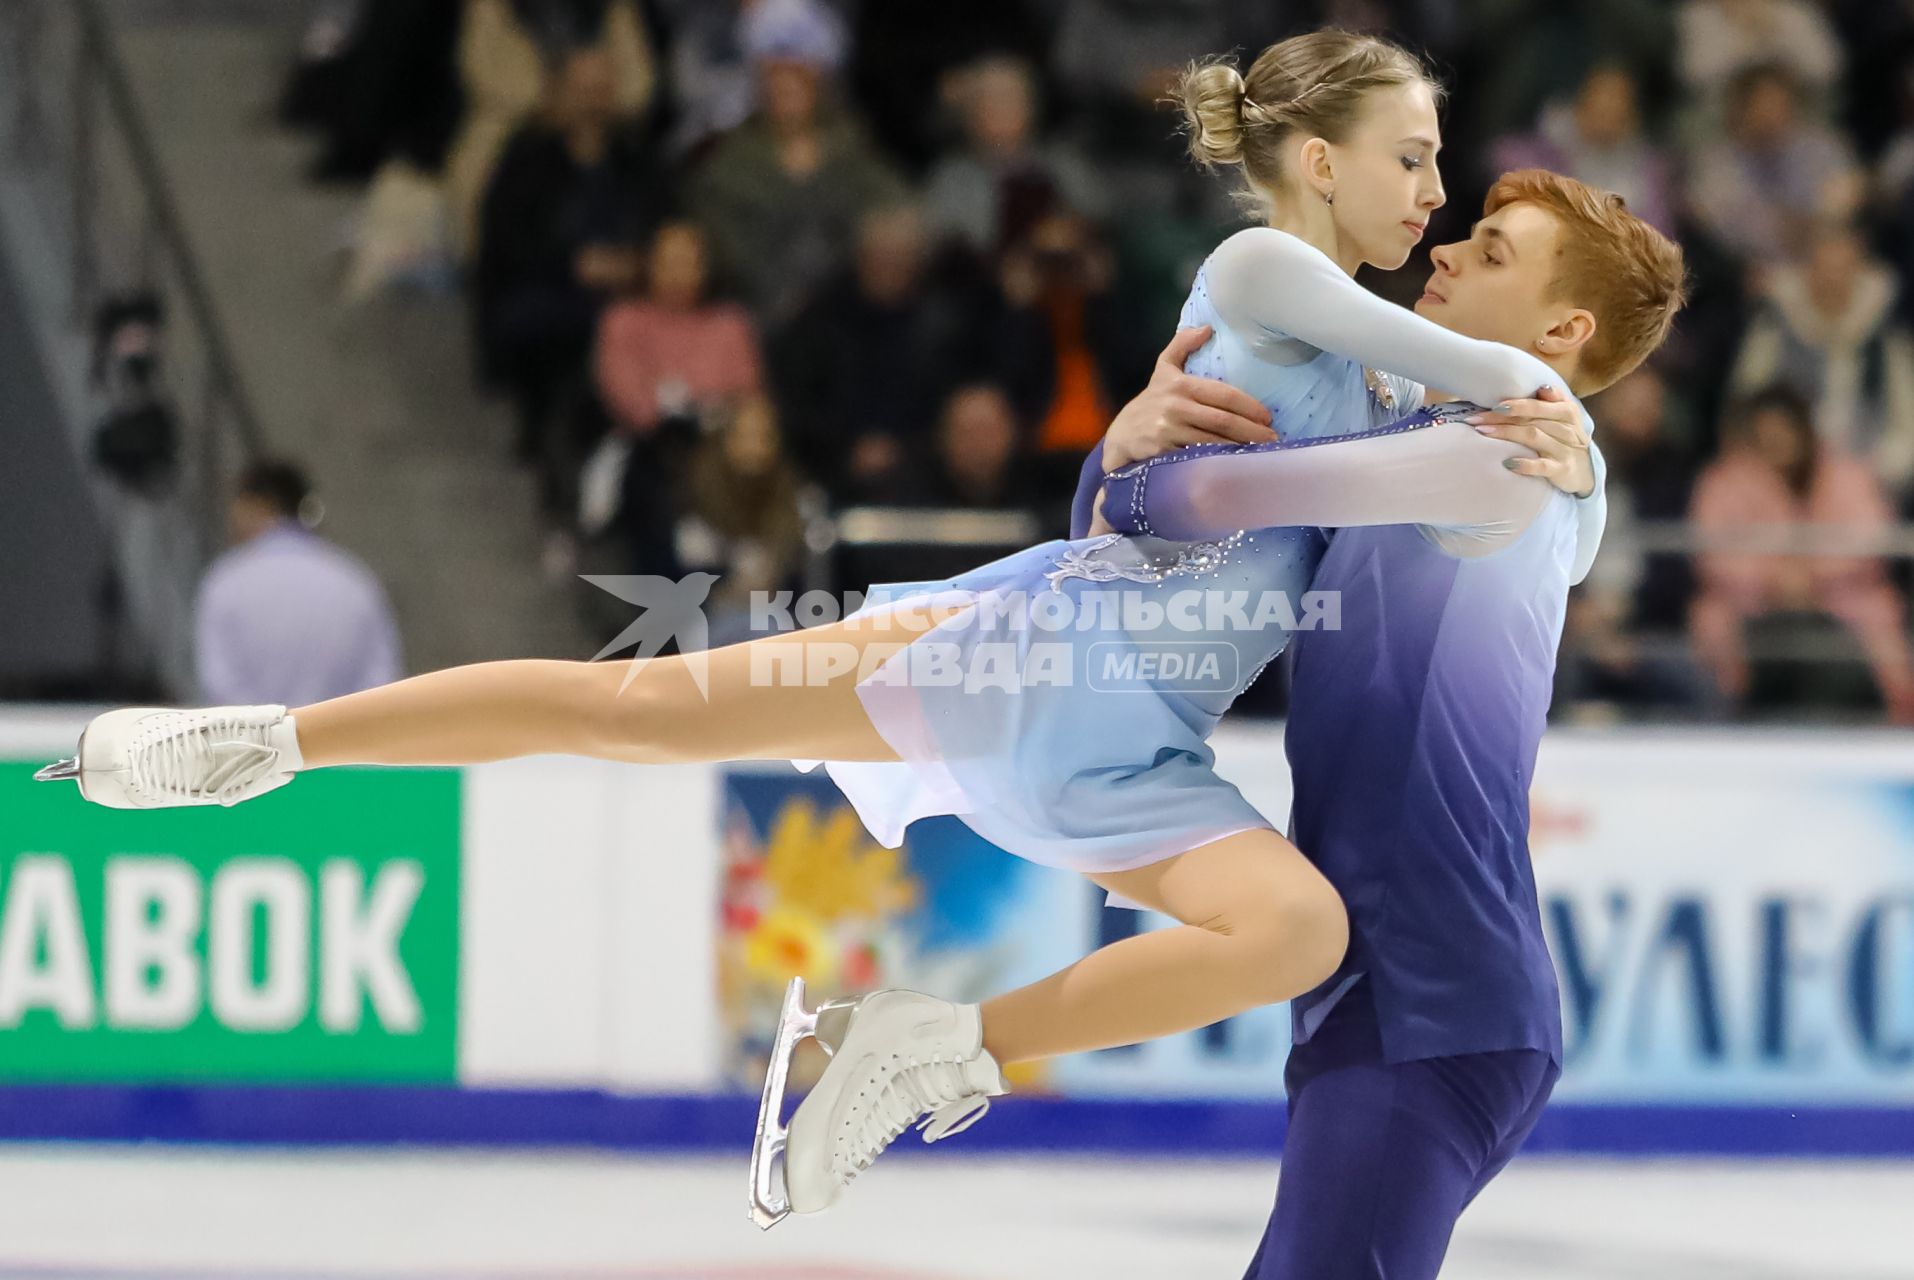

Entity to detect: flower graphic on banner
[720,786,929,1086]
[761,798,920,923]
[743,905,839,987]
[717,771,1057,1091]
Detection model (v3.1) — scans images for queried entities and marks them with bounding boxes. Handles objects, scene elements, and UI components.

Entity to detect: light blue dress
[802,228,1604,877]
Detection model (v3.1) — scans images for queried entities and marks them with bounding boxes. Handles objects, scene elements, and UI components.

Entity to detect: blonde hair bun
[1179,60,1249,169]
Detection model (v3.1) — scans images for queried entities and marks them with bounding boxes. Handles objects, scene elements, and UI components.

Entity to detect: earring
[1324,191,1334,206]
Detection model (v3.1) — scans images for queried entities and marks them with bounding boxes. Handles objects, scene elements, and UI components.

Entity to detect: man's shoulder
[244,532,387,595]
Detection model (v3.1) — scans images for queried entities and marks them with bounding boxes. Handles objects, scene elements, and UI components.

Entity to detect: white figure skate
[749,978,1006,1229]
[34,705,304,809]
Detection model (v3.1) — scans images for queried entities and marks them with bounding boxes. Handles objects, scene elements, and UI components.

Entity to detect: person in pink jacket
[594,220,762,435]
[1689,384,1914,722]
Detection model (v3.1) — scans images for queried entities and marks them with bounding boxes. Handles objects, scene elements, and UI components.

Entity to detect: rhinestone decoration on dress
[1363,366,1397,412]
[1042,532,1250,591]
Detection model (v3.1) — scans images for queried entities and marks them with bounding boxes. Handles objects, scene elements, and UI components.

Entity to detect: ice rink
[0,1146,1909,1279]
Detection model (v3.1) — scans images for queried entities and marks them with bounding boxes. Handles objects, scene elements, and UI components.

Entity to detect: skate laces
[131,712,282,806]
[842,1055,993,1181]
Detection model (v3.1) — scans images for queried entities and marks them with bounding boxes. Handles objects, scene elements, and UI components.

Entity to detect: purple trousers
[1244,986,1559,1280]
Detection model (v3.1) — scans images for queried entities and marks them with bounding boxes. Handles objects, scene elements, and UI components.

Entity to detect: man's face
[1735,77,1797,147]
[553,50,615,130]
[1416,203,1566,355]
[228,495,276,545]
[761,60,821,130]
[856,209,924,304]
[1806,230,1864,309]
[1574,68,1638,148]
[967,67,1033,155]
[942,388,1016,485]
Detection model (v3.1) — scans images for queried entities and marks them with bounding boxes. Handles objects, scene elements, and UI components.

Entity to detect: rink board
[0,707,1910,1152]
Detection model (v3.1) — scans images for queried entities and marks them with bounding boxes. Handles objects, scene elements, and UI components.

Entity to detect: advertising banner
[0,763,461,1083]
[715,739,1914,1106]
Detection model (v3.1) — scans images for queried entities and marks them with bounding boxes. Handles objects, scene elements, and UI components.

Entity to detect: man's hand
[1466,386,1597,498]
[1102,327,1277,471]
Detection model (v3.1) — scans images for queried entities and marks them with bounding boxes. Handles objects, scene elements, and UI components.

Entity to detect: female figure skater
[40,32,1599,1220]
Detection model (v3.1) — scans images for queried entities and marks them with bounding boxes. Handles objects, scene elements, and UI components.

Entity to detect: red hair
[1485,169,1686,393]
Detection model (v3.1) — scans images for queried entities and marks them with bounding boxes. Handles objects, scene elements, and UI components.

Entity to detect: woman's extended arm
[1203,227,1576,408]
[1098,414,1557,558]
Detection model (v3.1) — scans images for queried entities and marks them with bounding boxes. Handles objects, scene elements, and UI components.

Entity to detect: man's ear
[1537,308,1597,358]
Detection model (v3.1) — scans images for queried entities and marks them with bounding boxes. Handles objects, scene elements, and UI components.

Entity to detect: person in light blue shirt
[194,459,402,706]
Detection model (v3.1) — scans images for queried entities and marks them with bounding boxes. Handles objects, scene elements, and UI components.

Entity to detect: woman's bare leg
[291,601,975,769]
[286,604,1347,1065]
[978,829,1347,1064]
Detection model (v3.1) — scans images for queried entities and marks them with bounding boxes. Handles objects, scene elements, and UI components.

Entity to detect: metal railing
[1,0,264,695]
[1625,520,1914,558]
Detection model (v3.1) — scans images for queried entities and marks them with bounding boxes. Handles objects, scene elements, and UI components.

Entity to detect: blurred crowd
[270,0,1914,724]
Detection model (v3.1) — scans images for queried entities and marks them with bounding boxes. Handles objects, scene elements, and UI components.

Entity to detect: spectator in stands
[474,46,670,462]
[1491,64,1676,234]
[679,393,809,645]
[565,220,760,578]
[444,0,655,258]
[1589,365,1703,630]
[1557,367,1713,712]
[991,211,1148,494]
[846,1,1051,175]
[688,0,906,326]
[1727,221,1914,498]
[296,0,464,185]
[1452,0,1674,156]
[521,221,761,575]
[770,205,981,503]
[595,221,763,436]
[1688,63,1862,267]
[194,459,402,707]
[1677,0,1843,114]
[1688,386,1914,723]
[923,56,1105,258]
[905,383,1042,518]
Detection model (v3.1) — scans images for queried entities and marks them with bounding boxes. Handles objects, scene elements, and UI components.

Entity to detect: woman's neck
[1264,195,1360,276]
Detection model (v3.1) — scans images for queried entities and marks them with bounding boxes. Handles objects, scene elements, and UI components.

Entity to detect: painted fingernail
[1502,458,1523,471]
[1495,402,1513,414]
[1465,414,1484,424]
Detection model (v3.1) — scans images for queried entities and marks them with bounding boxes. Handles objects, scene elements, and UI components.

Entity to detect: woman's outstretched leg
[293,599,978,769]
[49,599,976,809]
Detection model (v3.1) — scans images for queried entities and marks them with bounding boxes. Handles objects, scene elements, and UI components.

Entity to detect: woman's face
[1749,407,1809,472]
[649,226,708,308]
[1320,80,1447,271]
